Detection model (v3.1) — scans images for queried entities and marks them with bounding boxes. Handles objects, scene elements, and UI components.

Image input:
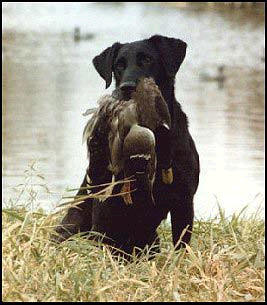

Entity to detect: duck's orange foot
[162,167,173,184]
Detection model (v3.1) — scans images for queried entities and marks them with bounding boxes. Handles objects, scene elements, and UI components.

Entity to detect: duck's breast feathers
[123,125,155,158]
[117,101,138,140]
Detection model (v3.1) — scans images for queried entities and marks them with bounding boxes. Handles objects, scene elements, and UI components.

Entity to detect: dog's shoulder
[172,99,189,132]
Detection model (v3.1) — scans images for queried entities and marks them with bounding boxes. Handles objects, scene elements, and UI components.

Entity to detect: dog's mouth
[119,81,137,100]
[111,87,135,101]
[122,91,134,101]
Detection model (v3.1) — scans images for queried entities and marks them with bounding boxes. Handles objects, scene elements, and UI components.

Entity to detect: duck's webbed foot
[161,167,173,184]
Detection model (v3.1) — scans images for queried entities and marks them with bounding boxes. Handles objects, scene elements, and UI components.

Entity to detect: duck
[82,77,173,205]
[74,27,94,42]
[199,65,225,83]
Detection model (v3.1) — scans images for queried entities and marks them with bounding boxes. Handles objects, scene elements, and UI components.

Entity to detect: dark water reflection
[2,3,265,218]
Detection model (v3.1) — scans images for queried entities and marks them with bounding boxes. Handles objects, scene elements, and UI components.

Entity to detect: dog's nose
[119,81,136,93]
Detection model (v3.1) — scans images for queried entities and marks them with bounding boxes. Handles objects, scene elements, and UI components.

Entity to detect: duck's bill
[162,167,173,184]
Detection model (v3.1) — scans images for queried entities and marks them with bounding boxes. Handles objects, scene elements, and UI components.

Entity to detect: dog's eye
[141,56,152,65]
[116,61,126,72]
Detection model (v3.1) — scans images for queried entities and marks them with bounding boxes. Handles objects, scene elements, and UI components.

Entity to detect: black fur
[54,35,200,258]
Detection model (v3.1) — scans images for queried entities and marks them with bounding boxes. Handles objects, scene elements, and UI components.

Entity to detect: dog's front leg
[170,195,194,250]
[52,174,93,243]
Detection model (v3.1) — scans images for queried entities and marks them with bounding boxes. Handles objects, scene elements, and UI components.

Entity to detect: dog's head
[92,35,187,100]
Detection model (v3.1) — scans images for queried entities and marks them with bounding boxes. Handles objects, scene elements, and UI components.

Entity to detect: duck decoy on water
[82,77,172,205]
[74,27,94,42]
[199,65,225,88]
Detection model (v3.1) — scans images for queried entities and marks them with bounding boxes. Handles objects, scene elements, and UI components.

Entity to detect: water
[2,3,265,218]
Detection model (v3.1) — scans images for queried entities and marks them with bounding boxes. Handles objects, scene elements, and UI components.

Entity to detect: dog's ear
[148,35,187,78]
[92,42,122,89]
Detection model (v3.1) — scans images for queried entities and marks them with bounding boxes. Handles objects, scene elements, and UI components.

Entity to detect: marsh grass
[2,206,265,302]
[2,165,265,302]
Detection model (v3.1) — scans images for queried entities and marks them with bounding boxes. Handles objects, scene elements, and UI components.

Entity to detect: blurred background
[2,2,265,219]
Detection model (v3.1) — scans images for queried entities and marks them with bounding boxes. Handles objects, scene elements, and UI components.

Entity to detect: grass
[2,205,265,302]
[2,164,265,302]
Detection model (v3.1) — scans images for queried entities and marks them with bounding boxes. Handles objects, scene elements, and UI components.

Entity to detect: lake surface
[2,3,265,219]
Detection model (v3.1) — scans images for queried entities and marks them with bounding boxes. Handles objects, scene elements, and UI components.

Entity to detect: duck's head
[121,125,156,206]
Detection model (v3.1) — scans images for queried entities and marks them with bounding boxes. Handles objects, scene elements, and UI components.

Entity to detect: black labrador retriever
[54,35,200,257]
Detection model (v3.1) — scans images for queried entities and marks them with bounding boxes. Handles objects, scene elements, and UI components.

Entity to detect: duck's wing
[154,92,173,184]
[154,95,172,168]
[82,109,99,144]
[82,95,117,186]
[82,107,98,117]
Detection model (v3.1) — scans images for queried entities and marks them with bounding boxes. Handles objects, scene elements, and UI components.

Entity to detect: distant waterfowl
[82,78,172,205]
[74,27,94,41]
[199,65,225,83]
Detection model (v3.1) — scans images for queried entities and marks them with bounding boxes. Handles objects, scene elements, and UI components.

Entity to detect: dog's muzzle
[119,81,137,100]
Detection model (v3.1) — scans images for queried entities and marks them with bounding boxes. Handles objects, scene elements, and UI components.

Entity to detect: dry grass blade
[2,176,265,302]
[59,177,136,208]
[66,176,135,192]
